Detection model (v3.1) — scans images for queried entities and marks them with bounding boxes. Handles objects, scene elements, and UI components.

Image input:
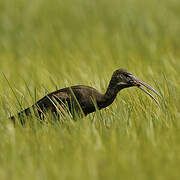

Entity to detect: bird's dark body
[36,85,112,116]
[11,69,160,124]
[13,85,117,122]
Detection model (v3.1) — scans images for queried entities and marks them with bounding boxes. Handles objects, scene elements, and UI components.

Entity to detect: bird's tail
[9,115,16,125]
[9,107,32,125]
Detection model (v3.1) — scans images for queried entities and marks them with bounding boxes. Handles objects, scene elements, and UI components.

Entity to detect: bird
[10,69,161,124]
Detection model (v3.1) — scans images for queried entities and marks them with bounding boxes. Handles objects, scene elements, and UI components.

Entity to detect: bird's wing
[49,90,71,110]
[35,90,71,115]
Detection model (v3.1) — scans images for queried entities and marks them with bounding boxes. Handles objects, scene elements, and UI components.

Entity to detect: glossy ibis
[10,69,161,124]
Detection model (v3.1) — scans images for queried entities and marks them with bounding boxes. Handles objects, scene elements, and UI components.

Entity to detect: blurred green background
[0,0,180,179]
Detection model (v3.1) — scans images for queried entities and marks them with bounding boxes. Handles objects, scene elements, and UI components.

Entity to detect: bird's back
[35,85,103,117]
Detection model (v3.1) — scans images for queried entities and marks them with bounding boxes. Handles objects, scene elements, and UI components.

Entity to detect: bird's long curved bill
[131,75,161,105]
[135,78,161,97]
[138,86,160,105]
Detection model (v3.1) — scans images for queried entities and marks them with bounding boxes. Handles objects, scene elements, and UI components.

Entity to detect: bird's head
[110,69,161,105]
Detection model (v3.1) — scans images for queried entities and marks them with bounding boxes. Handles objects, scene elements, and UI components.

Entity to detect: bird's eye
[118,74,124,79]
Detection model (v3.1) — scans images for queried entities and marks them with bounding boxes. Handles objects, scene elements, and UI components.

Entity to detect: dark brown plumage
[10,69,161,124]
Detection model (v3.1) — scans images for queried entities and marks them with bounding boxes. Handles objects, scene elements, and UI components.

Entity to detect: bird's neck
[97,82,120,109]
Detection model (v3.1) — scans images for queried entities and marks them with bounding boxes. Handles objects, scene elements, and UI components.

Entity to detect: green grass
[0,0,180,179]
